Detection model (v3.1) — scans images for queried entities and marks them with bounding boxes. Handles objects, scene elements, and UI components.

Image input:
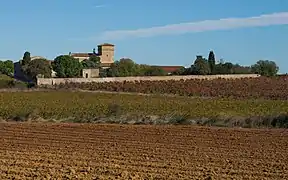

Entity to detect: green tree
[99,68,108,77]
[215,62,234,74]
[118,58,138,76]
[136,64,150,76]
[171,67,187,75]
[25,59,52,80]
[53,55,83,78]
[0,61,3,74]
[213,60,253,75]
[82,55,101,69]
[135,64,167,76]
[232,64,252,74]
[143,66,166,76]
[193,56,210,75]
[82,59,96,69]
[89,55,101,66]
[223,62,234,74]
[0,60,14,76]
[106,62,120,77]
[251,60,279,76]
[22,51,31,66]
[208,51,216,74]
[107,58,139,77]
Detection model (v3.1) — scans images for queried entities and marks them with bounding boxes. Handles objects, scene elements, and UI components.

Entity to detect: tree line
[0,50,280,81]
[0,60,14,76]
[172,51,279,76]
[14,52,167,80]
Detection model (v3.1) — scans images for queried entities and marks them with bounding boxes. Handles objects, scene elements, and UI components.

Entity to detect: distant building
[70,43,115,69]
[151,65,184,75]
[20,43,186,79]
[82,68,99,78]
[31,56,46,61]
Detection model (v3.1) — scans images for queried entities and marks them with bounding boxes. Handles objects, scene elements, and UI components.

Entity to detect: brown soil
[0,123,287,179]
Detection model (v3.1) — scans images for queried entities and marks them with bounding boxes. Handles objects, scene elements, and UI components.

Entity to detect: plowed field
[0,123,287,179]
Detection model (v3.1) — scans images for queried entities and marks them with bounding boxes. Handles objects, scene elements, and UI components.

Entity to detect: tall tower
[97,43,115,64]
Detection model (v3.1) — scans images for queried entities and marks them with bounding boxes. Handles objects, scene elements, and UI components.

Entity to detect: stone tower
[97,43,115,64]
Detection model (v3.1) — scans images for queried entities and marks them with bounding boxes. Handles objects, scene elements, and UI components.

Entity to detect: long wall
[37,74,260,86]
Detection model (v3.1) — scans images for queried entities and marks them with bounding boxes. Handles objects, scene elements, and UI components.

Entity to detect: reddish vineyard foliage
[56,76,288,100]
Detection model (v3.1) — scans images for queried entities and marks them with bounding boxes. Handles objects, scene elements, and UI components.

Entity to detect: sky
[0,0,287,73]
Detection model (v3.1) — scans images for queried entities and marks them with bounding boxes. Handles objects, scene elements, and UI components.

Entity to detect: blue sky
[0,0,287,72]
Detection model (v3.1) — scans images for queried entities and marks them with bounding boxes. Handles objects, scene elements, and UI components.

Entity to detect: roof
[151,65,184,73]
[31,56,47,60]
[98,43,115,47]
[70,53,96,58]
[48,60,113,67]
[30,56,53,65]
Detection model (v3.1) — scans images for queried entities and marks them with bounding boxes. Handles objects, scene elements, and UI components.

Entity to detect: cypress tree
[22,51,31,66]
[208,51,216,74]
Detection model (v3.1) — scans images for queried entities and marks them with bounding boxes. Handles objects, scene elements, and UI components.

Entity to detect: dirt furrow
[0,123,287,179]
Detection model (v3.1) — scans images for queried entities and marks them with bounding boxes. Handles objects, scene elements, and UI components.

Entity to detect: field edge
[1,112,288,129]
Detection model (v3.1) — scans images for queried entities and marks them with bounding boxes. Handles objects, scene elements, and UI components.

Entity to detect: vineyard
[54,76,288,100]
[0,123,287,179]
[0,77,287,179]
[0,91,287,127]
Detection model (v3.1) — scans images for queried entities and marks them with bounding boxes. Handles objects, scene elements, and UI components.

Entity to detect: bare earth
[0,123,287,179]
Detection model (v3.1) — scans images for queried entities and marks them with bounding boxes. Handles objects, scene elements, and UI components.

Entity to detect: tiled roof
[71,53,95,57]
[31,56,46,60]
[151,66,184,73]
[98,43,115,47]
[48,60,113,67]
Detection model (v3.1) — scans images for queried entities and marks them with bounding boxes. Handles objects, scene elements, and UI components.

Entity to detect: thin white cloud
[93,4,106,8]
[97,12,288,40]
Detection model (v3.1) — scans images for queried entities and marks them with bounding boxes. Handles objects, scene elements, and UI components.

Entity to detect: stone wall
[37,74,261,86]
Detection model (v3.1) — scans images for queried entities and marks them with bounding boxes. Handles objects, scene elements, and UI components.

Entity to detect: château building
[69,43,115,69]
